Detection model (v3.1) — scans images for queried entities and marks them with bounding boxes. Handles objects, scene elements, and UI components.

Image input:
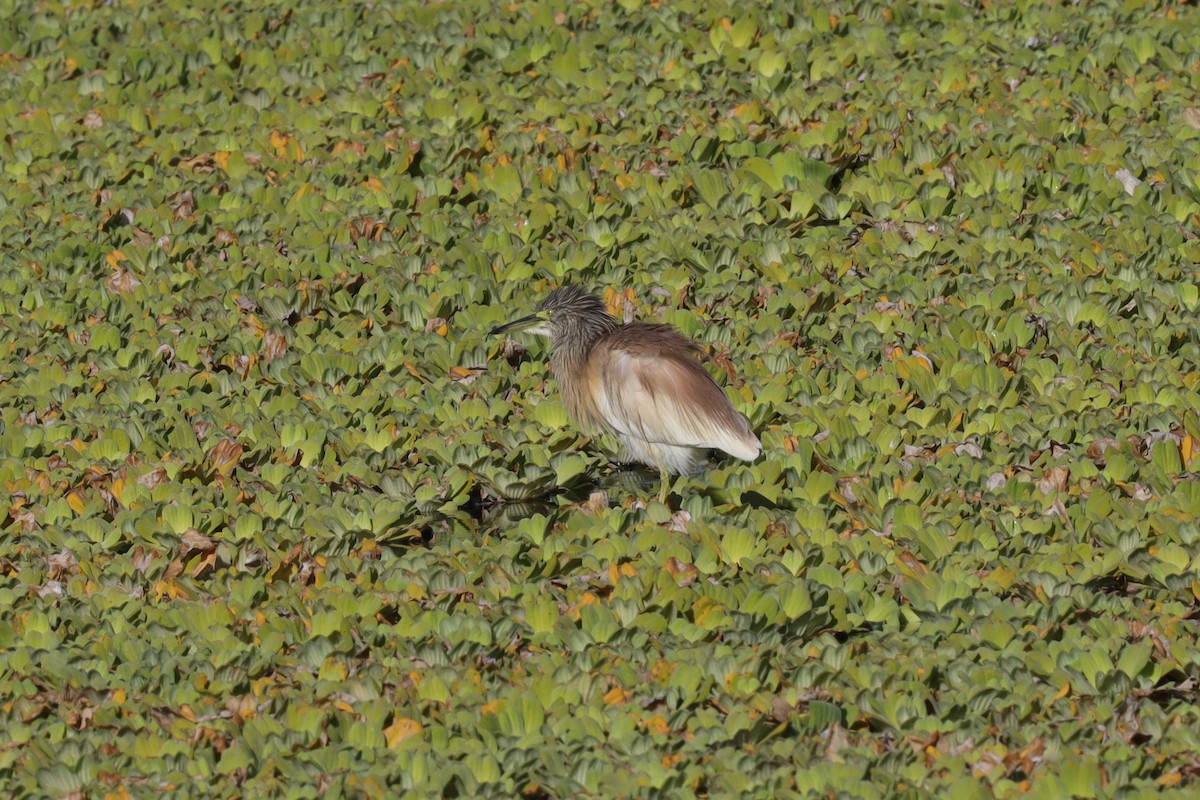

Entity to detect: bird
[490,286,761,502]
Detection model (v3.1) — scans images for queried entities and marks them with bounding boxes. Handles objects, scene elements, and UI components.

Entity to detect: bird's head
[490,286,614,344]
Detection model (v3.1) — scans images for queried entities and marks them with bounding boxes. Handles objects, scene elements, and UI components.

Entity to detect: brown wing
[590,324,760,460]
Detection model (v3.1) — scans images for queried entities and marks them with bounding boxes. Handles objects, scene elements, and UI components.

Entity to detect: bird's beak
[489,310,549,337]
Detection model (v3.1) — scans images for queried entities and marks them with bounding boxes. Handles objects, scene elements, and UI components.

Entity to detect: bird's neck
[549,317,618,381]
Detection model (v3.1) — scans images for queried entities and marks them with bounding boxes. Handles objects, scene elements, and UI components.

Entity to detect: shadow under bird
[490,286,761,502]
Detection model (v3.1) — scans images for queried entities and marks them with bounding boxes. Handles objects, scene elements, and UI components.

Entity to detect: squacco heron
[491,286,761,502]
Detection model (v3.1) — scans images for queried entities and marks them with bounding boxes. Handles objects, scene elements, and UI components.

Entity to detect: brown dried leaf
[448,365,479,384]
[1114,168,1142,196]
[824,723,851,763]
[137,467,168,490]
[207,440,244,475]
[171,189,195,221]
[1086,438,1119,464]
[836,476,862,506]
[710,346,740,384]
[130,227,154,248]
[954,440,984,459]
[130,546,158,574]
[225,694,257,720]
[973,748,1004,778]
[230,353,254,379]
[47,548,78,580]
[1037,466,1070,495]
[348,215,386,243]
[897,551,928,577]
[179,528,216,555]
[578,490,609,514]
[664,557,698,587]
[191,551,218,579]
[261,331,288,362]
[873,300,906,315]
[180,153,215,173]
[106,268,142,296]
[1005,736,1046,776]
[1183,107,1200,129]
[37,581,65,598]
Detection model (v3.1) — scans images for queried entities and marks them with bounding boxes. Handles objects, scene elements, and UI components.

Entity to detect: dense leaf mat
[2,0,1200,796]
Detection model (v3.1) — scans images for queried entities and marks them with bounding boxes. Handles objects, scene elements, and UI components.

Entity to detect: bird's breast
[551,352,607,433]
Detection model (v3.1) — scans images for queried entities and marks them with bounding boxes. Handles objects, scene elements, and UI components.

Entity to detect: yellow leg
[658,466,672,505]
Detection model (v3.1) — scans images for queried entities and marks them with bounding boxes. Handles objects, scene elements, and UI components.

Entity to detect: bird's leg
[657,465,672,505]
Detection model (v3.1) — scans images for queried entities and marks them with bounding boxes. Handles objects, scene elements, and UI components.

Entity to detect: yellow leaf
[111,688,126,704]
[214,151,231,171]
[896,551,928,578]
[270,129,291,158]
[731,101,760,120]
[385,717,422,748]
[66,490,86,515]
[642,714,669,735]
[152,579,191,601]
[362,176,385,194]
[603,687,631,705]
[105,250,126,270]
[1159,772,1183,787]
[568,591,600,621]
[895,355,933,381]
[291,182,314,202]
[650,660,674,682]
[111,476,127,506]
[693,596,723,626]
[607,562,637,585]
